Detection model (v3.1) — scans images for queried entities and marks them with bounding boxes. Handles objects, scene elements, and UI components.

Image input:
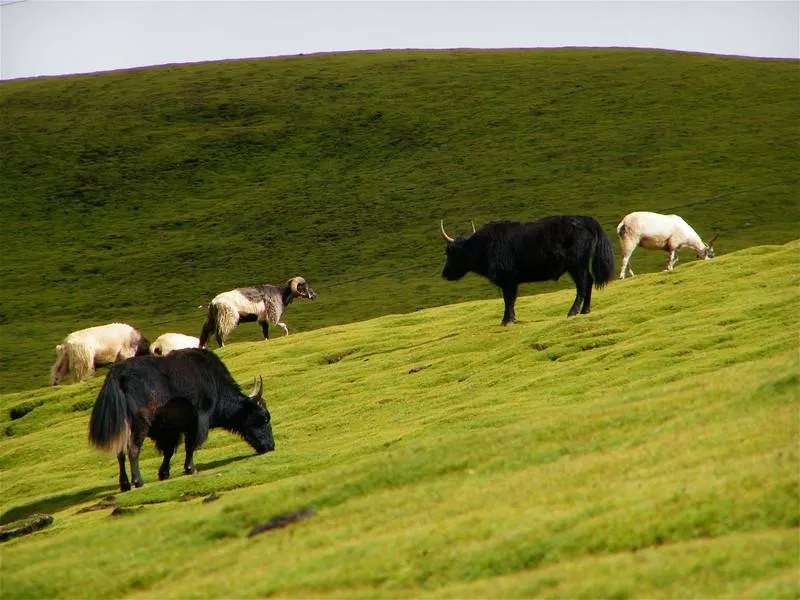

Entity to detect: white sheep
[51,323,149,385]
[616,211,718,279]
[149,333,201,355]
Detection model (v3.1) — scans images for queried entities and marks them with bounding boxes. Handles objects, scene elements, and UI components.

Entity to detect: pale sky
[1,1,798,80]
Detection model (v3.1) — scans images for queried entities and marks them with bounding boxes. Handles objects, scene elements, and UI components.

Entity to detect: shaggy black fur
[441,216,615,323]
[88,349,274,491]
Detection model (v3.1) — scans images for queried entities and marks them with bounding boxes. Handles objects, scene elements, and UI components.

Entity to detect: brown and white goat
[51,323,150,385]
[616,211,718,279]
[199,276,317,348]
[150,333,201,356]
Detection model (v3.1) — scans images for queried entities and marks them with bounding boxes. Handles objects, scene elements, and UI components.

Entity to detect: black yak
[440,216,615,323]
[88,348,275,491]
[199,276,317,348]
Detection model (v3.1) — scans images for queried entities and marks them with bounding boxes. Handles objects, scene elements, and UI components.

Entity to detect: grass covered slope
[1,241,797,598]
[1,48,799,392]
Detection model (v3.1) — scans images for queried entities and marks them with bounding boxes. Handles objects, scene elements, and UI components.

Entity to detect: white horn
[440,220,455,243]
[249,376,263,400]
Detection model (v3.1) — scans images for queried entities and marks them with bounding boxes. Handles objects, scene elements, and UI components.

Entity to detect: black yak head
[236,377,275,454]
[440,220,477,281]
[290,276,318,301]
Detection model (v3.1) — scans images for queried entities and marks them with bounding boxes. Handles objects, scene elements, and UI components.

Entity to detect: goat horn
[707,233,719,247]
[471,221,476,234]
[440,220,455,243]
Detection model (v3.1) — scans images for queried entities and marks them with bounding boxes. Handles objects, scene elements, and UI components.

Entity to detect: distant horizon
[5,44,798,84]
[2,1,798,81]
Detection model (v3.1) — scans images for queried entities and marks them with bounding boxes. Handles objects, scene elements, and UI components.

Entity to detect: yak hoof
[158,470,170,481]
[120,481,132,492]
[184,466,196,476]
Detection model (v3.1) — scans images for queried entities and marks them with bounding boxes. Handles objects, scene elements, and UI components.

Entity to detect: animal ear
[707,233,719,247]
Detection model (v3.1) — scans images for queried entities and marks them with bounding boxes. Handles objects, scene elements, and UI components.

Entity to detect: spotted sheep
[616,211,718,279]
[199,276,317,348]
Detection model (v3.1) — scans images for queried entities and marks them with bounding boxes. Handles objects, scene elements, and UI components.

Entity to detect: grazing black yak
[440,216,615,323]
[88,348,274,491]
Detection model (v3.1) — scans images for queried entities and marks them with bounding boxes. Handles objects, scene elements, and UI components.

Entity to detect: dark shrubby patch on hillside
[321,349,358,365]
[71,399,95,412]
[9,399,44,420]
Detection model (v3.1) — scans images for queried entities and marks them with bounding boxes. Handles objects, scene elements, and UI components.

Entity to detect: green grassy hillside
[0,241,797,598]
[1,49,798,393]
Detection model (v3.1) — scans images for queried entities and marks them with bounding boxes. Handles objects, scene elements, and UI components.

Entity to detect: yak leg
[581,272,594,314]
[183,425,199,476]
[277,322,289,336]
[127,434,146,489]
[157,431,181,481]
[501,283,518,326]
[259,320,270,340]
[117,452,131,492]
[567,269,590,317]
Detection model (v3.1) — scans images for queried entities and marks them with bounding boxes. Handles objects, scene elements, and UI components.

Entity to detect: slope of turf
[0,241,797,598]
[0,48,798,392]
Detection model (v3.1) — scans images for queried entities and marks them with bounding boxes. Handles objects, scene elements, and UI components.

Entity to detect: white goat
[51,323,149,385]
[149,333,201,355]
[616,211,718,279]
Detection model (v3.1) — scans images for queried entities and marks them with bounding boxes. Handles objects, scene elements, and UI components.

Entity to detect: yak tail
[591,223,615,289]
[88,369,131,455]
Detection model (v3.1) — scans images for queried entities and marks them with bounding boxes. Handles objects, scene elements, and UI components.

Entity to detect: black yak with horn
[88,348,274,491]
[440,216,615,324]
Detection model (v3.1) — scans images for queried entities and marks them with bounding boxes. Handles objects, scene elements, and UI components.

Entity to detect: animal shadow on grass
[194,453,253,473]
[1,485,118,525]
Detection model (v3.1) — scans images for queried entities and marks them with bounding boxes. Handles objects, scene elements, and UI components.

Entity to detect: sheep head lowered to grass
[616,211,718,279]
[51,323,149,385]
